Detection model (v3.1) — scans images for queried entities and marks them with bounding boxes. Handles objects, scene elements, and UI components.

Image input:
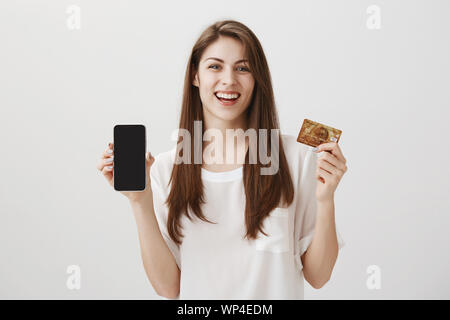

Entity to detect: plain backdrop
[1,0,449,299]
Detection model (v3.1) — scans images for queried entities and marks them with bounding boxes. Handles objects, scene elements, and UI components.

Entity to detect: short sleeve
[294,148,345,271]
[150,156,182,270]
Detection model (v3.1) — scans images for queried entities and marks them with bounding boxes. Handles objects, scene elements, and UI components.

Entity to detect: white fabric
[150,134,345,300]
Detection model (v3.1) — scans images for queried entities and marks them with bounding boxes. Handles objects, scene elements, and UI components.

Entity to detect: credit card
[297,119,342,147]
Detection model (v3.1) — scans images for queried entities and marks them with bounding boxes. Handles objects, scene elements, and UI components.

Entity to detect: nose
[221,66,237,86]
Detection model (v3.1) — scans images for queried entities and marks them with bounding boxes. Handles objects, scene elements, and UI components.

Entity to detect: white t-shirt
[150,134,345,300]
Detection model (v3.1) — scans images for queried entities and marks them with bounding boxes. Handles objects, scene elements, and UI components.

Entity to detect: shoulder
[280,133,318,183]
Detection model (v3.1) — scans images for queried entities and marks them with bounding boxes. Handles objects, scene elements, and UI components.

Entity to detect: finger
[101,164,113,173]
[316,173,325,184]
[96,156,114,171]
[102,142,114,159]
[315,142,346,163]
[318,151,347,172]
[316,167,329,184]
[317,166,333,182]
[101,165,114,186]
[317,158,342,176]
[146,152,155,168]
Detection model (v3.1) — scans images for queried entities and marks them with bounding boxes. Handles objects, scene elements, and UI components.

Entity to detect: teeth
[216,92,239,99]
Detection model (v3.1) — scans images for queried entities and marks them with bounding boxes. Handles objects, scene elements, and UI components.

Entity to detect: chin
[211,111,241,122]
[211,106,247,120]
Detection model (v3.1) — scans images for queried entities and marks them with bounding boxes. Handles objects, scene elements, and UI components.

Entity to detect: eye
[237,66,250,72]
[208,64,220,70]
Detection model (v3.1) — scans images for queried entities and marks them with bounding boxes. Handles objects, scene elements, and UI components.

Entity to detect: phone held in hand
[113,124,146,192]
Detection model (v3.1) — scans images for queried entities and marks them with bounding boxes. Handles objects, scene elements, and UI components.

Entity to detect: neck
[203,115,248,137]
[202,114,249,166]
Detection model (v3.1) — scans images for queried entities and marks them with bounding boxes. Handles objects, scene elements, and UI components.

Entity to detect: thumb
[145,152,154,186]
[146,152,155,166]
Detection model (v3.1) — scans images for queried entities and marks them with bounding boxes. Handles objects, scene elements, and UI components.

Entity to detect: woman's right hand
[97,142,156,203]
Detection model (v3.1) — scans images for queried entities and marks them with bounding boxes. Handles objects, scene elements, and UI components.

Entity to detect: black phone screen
[113,124,146,191]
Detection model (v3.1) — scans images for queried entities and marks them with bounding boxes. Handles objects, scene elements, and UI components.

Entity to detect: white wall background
[1,0,449,299]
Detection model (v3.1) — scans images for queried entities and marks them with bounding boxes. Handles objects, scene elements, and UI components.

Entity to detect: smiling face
[193,36,255,127]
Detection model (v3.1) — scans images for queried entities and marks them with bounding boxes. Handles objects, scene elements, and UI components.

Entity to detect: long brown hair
[166,20,294,246]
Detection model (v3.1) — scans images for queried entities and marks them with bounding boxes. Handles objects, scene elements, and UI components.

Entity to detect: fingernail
[312,147,318,152]
[106,166,113,170]
[107,149,113,154]
[106,157,113,163]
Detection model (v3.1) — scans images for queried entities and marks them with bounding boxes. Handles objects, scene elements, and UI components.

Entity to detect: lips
[214,91,241,107]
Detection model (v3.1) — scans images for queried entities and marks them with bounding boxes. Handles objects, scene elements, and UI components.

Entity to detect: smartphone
[113,124,146,191]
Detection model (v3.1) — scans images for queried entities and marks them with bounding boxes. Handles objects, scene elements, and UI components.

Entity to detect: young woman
[98,20,347,299]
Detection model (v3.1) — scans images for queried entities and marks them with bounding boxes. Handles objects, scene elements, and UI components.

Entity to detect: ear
[192,72,199,87]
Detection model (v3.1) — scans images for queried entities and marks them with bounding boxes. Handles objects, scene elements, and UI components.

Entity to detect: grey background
[1,0,449,299]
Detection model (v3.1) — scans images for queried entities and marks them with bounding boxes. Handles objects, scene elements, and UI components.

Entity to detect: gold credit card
[297,119,342,147]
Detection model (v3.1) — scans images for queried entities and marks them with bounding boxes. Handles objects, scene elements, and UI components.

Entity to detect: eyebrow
[204,57,248,64]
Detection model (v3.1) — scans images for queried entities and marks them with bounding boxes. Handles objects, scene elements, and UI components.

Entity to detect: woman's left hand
[314,142,348,203]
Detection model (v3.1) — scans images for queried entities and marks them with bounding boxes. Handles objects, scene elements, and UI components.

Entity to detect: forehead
[201,36,247,63]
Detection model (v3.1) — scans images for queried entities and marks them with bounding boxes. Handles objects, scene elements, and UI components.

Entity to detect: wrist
[316,199,335,220]
[129,194,153,207]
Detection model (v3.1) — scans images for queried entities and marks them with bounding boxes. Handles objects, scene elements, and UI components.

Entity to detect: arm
[301,199,339,289]
[130,196,180,299]
[301,142,347,289]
